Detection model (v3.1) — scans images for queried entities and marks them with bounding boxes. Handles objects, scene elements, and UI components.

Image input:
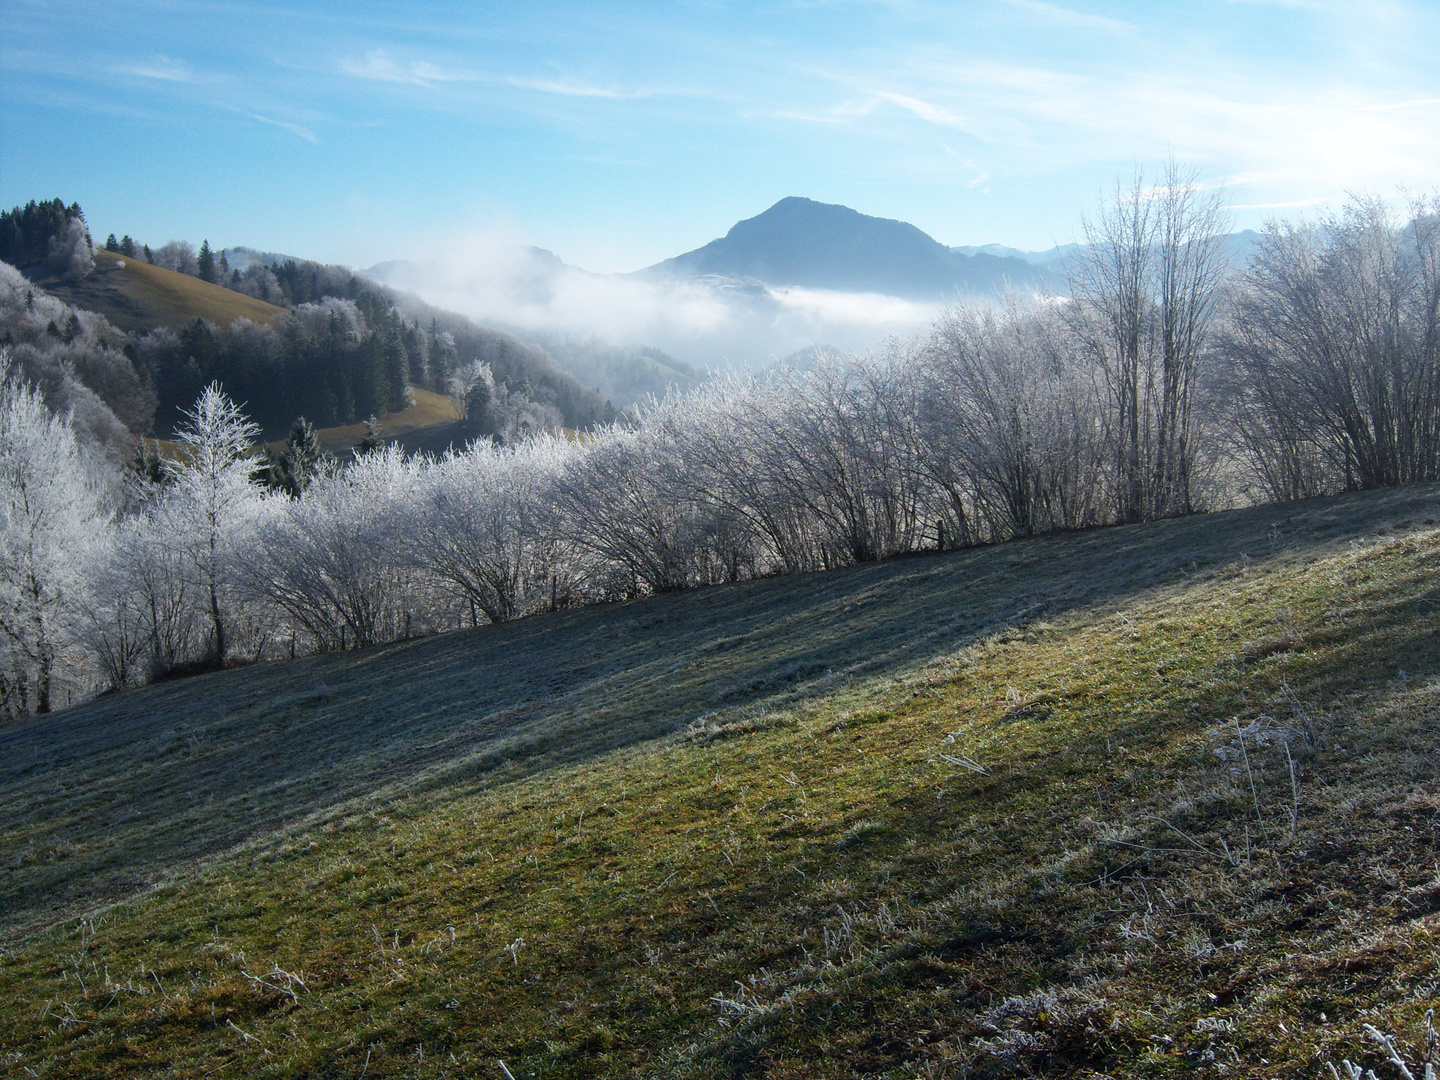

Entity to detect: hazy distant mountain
[645,197,1058,299]
[952,230,1264,274]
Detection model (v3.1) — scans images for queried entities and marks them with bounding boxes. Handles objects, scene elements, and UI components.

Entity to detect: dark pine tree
[356,416,382,456]
[105,233,119,252]
[197,240,216,283]
[384,322,411,412]
[262,417,327,497]
[132,439,170,488]
[0,198,86,267]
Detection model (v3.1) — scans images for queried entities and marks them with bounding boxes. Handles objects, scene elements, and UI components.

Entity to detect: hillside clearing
[3,486,1440,1077]
[276,388,464,456]
[27,250,286,332]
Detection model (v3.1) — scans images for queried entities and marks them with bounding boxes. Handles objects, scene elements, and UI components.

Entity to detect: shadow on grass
[2,483,1438,938]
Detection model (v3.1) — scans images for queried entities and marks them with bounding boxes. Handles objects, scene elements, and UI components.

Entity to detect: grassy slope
[279,388,464,456]
[5,488,1440,1077]
[28,250,286,332]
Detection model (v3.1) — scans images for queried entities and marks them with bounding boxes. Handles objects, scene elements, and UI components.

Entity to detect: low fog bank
[365,241,944,373]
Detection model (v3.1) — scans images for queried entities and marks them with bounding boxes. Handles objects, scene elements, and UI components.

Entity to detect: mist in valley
[365,235,946,377]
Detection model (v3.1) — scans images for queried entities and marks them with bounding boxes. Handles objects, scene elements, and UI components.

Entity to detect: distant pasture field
[33,249,288,332]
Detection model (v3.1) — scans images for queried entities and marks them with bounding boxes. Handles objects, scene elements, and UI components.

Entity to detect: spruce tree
[356,416,382,456]
[197,239,216,283]
[132,439,169,488]
[281,416,324,496]
[105,233,119,252]
[384,323,411,413]
[119,235,136,257]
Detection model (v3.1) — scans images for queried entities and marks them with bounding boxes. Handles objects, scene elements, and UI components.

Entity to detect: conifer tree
[356,416,382,456]
[197,239,216,283]
[385,323,411,412]
[264,417,327,497]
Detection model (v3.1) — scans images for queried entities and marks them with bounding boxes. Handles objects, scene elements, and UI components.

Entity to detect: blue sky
[3,0,1439,272]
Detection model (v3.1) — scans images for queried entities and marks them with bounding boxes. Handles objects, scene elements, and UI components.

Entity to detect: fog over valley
[363,197,1032,372]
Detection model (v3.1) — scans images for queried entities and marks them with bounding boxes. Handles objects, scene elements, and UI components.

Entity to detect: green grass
[5,486,1440,1077]
[31,250,286,332]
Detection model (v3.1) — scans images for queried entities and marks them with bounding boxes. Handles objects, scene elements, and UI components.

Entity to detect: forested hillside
[1,198,617,443]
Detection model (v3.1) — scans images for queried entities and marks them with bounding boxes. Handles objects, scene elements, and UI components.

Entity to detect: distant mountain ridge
[952,230,1264,272]
[645,197,1059,299]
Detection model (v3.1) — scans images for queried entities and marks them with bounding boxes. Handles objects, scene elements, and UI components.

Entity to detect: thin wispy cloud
[1000,0,1135,34]
[336,49,656,103]
[1229,197,1329,210]
[113,55,192,82]
[873,91,985,137]
[248,113,319,143]
[338,49,474,87]
[1360,97,1440,112]
[820,42,1440,207]
[506,77,644,100]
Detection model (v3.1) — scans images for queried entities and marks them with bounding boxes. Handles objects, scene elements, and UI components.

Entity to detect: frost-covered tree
[166,384,263,664]
[84,499,204,686]
[238,445,417,650]
[1220,194,1440,495]
[0,353,106,715]
[45,218,94,282]
[408,438,580,624]
[1068,159,1229,521]
[152,240,198,276]
[918,302,1108,539]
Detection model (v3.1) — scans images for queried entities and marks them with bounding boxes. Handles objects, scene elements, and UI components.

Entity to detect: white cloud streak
[248,113,318,143]
[999,0,1135,33]
[338,49,476,87]
[113,55,192,82]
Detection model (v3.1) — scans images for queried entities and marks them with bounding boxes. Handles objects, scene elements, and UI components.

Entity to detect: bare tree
[239,446,416,650]
[407,438,578,624]
[152,241,199,276]
[1069,159,1229,521]
[918,302,1108,540]
[45,219,93,282]
[1221,194,1440,493]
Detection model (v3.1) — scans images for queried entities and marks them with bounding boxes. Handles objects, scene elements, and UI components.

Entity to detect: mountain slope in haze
[647,196,1059,299]
[3,485,1440,1078]
[24,248,286,332]
[953,229,1265,273]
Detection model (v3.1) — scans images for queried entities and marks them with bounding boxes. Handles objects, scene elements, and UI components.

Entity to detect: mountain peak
[647,197,1054,299]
